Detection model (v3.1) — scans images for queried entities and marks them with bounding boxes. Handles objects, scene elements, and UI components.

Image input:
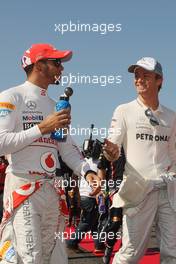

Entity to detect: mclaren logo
[26,101,37,110]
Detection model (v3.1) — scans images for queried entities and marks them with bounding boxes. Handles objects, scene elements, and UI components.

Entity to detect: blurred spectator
[66,157,104,252]
[0,156,8,221]
[67,174,81,227]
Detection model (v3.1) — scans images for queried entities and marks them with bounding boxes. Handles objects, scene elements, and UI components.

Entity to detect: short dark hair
[23,64,34,77]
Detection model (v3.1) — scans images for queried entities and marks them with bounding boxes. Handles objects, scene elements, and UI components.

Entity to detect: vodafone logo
[40,152,57,173]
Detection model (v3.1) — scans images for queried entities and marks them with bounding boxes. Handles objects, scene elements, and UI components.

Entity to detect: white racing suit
[0,81,93,263]
[109,98,176,264]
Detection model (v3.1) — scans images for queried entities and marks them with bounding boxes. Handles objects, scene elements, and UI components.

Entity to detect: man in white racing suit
[110,57,176,264]
[0,43,119,264]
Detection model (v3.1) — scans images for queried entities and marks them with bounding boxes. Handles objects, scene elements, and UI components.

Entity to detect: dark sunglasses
[45,58,62,67]
[145,108,160,126]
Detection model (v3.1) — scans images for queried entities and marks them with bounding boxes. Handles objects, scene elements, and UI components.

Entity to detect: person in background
[66,156,105,253]
[67,174,81,227]
[0,157,8,222]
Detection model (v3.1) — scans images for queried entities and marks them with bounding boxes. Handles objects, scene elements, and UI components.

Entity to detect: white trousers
[112,188,176,264]
[0,182,68,264]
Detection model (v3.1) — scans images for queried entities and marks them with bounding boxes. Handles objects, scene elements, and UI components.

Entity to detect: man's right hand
[38,108,71,135]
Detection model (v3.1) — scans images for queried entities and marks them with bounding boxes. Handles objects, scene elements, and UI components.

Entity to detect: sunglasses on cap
[145,108,160,126]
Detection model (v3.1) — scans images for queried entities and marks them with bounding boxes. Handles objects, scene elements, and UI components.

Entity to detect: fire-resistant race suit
[0,81,93,264]
[109,98,176,264]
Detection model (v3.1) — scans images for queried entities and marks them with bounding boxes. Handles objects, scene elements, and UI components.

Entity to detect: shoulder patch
[0,102,16,117]
[0,102,16,110]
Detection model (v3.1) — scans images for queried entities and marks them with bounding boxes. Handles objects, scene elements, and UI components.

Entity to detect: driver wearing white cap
[109,57,176,264]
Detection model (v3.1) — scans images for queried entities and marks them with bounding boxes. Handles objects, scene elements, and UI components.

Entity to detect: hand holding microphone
[38,108,71,135]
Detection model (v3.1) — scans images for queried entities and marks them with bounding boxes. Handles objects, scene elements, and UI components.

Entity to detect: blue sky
[0,0,176,144]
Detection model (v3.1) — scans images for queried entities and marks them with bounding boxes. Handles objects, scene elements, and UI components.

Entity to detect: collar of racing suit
[136,97,164,113]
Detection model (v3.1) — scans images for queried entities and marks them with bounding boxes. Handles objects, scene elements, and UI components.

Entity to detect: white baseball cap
[128,57,163,77]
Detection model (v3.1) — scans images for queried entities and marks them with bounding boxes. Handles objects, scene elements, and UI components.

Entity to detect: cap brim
[49,50,72,62]
[128,64,139,73]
